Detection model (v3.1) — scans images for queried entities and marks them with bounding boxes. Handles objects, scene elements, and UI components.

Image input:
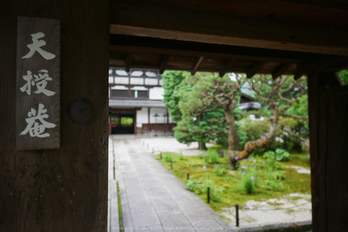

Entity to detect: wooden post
[307,71,323,232]
[235,204,239,227]
[324,84,348,231]
[0,1,109,231]
[308,71,345,232]
[207,187,210,203]
[134,109,137,135]
[148,107,151,134]
[166,110,169,135]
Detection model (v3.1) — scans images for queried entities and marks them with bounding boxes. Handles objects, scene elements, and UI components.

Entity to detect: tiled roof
[109,99,166,108]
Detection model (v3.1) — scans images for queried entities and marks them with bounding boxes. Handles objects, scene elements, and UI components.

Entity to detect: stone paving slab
[157,211,196,232]
[108,136,235,232]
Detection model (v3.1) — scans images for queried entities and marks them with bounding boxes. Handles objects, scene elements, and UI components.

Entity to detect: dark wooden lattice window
[137,91,148,99]
[111,90,127,97]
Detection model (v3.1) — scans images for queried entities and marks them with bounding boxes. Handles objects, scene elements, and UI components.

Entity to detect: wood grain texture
[16,17,60,150]
[113,0,348,27]
[308,72,347,232]
[0,0,109,231]
[325,85,348,231]
[110,1,348,56]
[307,72,322,232]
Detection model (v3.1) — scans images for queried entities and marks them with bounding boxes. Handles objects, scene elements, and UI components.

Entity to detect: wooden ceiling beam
[116,0,348,17]
[219,59,234,77]
[125,52,132,73]
[294,73,305,80]
[110,1,348,56]
[272,63,292,79]
[191,56,204,75]
[295,57,348,79]
[247,61,267,79]
[159,55,169,74]
[110,44,301,63]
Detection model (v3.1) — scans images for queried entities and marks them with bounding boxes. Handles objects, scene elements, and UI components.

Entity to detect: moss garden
[155,147,311,214]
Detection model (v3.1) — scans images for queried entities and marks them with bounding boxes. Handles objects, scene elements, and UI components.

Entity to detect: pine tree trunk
[224,110,239,169]
[198,142,207,150]
[237,108,280,160]
[266,108,280,145]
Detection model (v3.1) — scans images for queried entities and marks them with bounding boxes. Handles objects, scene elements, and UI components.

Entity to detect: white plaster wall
[136,107,173,128]
[149,87,164,100]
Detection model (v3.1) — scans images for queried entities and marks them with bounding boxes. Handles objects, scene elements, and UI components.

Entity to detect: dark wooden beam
[110,1,348,56]
[272,63,292,79]
[247,61,266,79]
[295,57,348,78]
[126,52,132,73]
[115,0,348,23]
[159,54,169,74]
[121,84,162,88]
[294,72,305,80]
[317,72,343,87]
[191,56,204,75]
[219,59,234,77]
[110,44,301,64]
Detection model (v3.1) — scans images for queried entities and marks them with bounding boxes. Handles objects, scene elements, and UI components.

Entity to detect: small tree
[195,74,247,168]
[163,71,236,150]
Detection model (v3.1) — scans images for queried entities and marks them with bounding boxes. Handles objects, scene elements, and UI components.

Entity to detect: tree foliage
[162,71,189,121]
[338,69,348,85]
[162,71,246,151]
[163,71,309,164]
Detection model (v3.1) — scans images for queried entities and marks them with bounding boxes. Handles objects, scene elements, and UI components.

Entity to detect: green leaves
[162,71,234,147]
[263,149,290,162]
[275,148,290,162]
[186,180,203,194]
[214,166,227,176]
[338,69,348,85]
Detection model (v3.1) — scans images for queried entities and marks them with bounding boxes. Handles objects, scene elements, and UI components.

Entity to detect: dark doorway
[110,112,135,134]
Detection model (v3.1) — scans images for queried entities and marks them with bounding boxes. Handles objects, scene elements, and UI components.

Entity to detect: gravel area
[221,193,312,230]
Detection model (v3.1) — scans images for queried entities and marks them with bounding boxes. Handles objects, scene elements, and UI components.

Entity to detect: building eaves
[109,99,166,108]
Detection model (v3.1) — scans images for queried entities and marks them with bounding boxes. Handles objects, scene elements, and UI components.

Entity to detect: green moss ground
[156,151,311,213]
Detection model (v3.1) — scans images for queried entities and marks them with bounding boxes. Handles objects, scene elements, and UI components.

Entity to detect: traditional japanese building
[108,68,174,135]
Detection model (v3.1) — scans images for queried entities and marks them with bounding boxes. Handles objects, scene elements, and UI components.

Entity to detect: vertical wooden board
[16,17,60,150]
[325,85,348,231]
[134,109,137,135]
[0,0,109,231]
[307,73,324,232]
[318,87,327,231]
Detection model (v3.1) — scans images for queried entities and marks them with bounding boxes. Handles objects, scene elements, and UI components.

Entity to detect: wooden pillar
[324,84,348,231]
[0,1,109,231]
[148,107,151,133]
[308,71,325,232]
[166,109,169,135]
[134,109,137,135]
[308,71,347,232]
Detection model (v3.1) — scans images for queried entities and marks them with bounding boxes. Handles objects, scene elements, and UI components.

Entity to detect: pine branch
[281,113,308,120]
[280,125,306,143]
[192,129,228,134]
[209,117,226,131]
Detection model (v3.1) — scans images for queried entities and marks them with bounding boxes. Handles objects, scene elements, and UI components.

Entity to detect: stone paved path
[108,136,234,232]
